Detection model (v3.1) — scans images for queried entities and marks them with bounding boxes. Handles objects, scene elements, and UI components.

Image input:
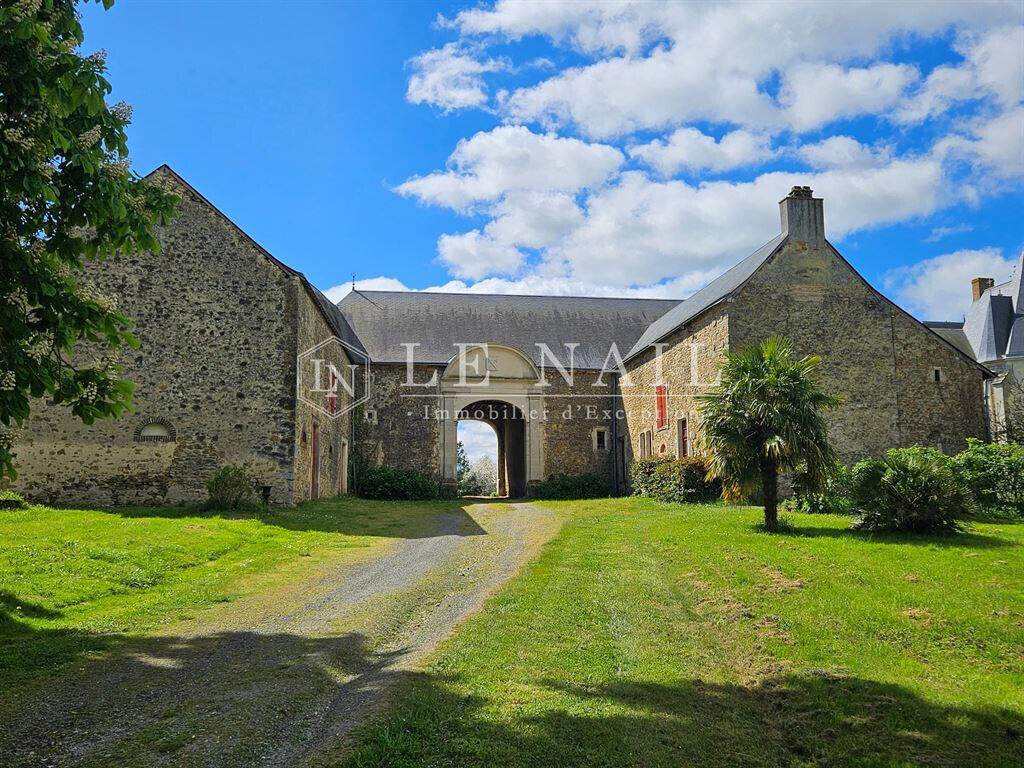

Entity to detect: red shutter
[328,371,336,415]
[655,384,667,429]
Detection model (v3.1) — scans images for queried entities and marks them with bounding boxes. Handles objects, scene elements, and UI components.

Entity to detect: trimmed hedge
[357,466,452,500]
[532,473,611,500]
[630,456,721,503]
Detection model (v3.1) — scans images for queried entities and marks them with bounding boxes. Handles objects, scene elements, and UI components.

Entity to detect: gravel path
[1,501,560,768]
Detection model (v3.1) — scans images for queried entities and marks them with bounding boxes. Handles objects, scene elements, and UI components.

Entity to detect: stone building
[10,169,991,504]
[926,256,1024,441]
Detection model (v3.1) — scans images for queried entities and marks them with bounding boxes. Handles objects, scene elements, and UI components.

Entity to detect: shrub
[205,465,257,510]
[950,438,1024,517]
[850,447,973,534]
[357,466,445,500]
[629,457,669,497]
[784,462,853,515]
[0,489,26,510]
[630,456,721,503]
[532,473,611,500]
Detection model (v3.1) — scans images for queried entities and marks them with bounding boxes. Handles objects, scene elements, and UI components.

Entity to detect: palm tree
[697,336,840,531]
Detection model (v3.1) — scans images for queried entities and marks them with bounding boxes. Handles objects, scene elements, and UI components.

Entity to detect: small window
[655,384,668,429]
[594,428,608,451]
[932,368,943,383]
[639,429,653,457]
[364,408,378,425]
[677,418,689,457]
[328,370,337,415]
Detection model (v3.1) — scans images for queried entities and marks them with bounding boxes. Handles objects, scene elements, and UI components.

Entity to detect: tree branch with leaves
[0,0,178,478]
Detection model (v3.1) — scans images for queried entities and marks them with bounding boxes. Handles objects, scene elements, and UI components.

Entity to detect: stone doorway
[458,400,527,497]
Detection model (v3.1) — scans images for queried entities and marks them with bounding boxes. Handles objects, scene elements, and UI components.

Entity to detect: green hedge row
[630,456,721,503]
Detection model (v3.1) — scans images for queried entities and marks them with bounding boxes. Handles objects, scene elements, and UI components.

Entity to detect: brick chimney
[972,276,994,301]
[780,185,824,244]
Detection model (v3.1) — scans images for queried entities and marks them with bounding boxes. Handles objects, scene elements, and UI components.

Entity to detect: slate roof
[934,252,1024,364]
[624,234,786,360]
[923,322,974,358]
[336,290,678,369]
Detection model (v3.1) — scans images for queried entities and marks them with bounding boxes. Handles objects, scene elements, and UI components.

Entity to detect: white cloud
[897,25,1024,123]
[437,230,524,279]
[450,2,1017,137]
[925,224,974,242]
[780,62,919,132]
[943,105,1024,179]
[407,43,505,111]
[798,136,892,170]
[883,247,1015,319]
[630,128,775,175]
[458,420,498,462]
[323,276,412,302]
[396,125,623,210]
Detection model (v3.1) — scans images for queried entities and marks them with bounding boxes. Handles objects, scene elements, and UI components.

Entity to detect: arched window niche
[134,419,176,443]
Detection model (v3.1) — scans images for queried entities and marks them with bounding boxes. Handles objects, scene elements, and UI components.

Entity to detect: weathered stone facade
[12,168,352,506]
[10,172,991,505]
[619,309,730,466]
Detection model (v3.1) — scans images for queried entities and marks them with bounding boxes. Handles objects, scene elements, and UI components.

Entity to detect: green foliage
[532,473,611,500]
[455,441,485,496]
[0,0,179,479]
[358,466,448,500]
[783,462,853,515]
[850,448,974,534]
[0,489,26,510]
[951,438,1024,517]
[629,457,667,497]
[630,456,721,503]
[697,336,840,530]
[205,466,256,510]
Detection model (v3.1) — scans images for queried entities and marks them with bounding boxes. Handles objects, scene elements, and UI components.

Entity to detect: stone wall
[728,238,987,461]
[292,284,354,503]
[356,364,443,478]
[538,368,616,483]
[621,309,730,475]
[12,170,300,505]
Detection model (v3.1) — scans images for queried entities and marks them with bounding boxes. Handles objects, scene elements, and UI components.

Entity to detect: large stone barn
[10,168,991,505]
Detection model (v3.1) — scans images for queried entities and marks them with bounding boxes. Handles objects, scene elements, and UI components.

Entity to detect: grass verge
[341,498,1024,767]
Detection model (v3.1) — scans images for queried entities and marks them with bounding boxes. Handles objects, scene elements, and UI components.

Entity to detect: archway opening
[457,420,498,497]
[457,400,527,498]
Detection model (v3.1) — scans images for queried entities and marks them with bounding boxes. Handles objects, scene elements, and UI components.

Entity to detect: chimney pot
[780,186,824,243]
[972,277,995,301]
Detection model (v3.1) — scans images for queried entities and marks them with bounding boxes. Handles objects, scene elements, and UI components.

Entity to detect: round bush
[850,447,973,534]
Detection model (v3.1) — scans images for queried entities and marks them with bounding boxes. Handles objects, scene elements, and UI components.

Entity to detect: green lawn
[342,498,1024,768]
[0,497,458,694]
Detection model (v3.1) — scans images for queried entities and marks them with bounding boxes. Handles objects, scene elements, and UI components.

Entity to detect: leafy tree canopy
[0,0,178,478]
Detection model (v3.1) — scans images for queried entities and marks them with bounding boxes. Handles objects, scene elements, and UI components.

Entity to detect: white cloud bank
[884,247,1016,320]
[369,2,1024,311]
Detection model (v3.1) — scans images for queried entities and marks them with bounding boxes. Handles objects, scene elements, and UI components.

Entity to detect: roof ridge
[350,289,681,302]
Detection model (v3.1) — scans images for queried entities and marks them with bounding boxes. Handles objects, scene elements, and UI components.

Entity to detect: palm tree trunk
[761,459,779,531]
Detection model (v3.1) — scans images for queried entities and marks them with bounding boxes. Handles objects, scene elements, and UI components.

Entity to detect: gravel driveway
[1,501,561,768]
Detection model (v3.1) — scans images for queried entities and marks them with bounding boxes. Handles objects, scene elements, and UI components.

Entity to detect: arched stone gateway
[439,344,545,497]
[457,400,526,497]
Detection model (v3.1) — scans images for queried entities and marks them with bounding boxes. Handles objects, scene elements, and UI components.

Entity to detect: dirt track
[1,501,560,768]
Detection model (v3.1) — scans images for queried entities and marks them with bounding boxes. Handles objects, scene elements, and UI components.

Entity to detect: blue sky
[84,1,1022,325]
[81,1,1022,462]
